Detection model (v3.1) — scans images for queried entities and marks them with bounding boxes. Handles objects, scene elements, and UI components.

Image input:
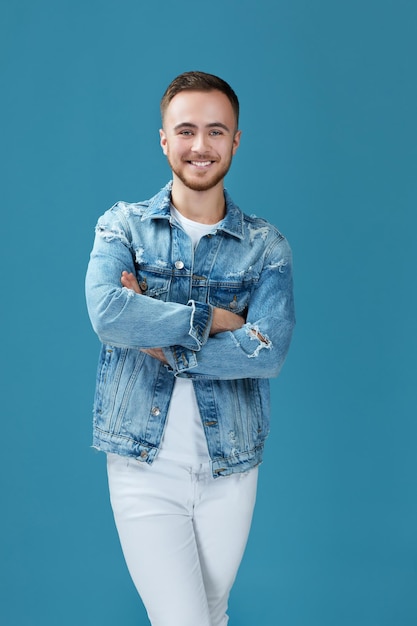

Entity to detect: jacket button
[151,407,160,416]
[229,295,238,309]
[175,260,184,270]
[140,450,148,459]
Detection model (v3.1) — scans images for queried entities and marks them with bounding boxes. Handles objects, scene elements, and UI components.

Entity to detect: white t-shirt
[158,206,221,464]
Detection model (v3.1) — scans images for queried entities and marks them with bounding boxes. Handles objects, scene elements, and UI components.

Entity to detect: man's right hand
[121,271,143,294]
[120,270,244,335]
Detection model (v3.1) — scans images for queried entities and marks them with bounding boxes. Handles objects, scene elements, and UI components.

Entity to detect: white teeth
[190,161,211,167]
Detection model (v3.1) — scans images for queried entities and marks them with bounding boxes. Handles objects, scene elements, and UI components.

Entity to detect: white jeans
[107,453,258,626]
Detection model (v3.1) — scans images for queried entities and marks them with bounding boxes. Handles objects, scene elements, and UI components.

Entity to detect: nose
[191,132,210,154]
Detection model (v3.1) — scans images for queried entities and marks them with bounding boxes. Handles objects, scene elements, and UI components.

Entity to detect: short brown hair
[160,71,240,127]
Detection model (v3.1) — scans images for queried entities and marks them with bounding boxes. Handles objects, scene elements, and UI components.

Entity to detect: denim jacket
[85,182,295,476]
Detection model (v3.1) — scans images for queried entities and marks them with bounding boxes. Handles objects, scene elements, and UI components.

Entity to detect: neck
[170,177,226,224]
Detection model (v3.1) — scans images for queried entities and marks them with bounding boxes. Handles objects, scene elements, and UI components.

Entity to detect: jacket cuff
[187,300,213,348]
[162,346,198,374]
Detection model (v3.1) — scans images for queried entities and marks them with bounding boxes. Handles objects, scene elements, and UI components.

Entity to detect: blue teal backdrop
[1,1,416,624]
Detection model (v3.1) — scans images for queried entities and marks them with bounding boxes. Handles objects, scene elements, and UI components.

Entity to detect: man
[86,71,295,626]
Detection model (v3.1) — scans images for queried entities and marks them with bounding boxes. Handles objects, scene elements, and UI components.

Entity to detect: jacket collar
[141,181,244,240]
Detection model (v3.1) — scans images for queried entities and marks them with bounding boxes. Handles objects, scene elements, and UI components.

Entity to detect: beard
[166,151,233,192]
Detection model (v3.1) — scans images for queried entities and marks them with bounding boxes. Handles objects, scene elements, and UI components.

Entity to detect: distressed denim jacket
[86,182,295,476]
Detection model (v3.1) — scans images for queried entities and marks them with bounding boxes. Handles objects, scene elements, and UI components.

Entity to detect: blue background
[1,1,416,624]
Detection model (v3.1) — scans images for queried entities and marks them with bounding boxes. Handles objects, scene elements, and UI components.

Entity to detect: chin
[175,166,231,192]
[183,179,222,192]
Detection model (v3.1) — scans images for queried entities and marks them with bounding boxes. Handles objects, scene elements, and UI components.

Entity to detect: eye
[209,130,223,136]
[179,130,193,136]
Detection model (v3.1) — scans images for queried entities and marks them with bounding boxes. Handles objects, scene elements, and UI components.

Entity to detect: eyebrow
[173,122,231,132]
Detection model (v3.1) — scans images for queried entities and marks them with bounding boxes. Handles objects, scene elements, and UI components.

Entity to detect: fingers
[210,308,246,335]
[121,271,142,294]
[140,348,168,364]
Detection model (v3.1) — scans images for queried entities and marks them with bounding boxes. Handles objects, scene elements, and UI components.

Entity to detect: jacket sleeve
[162,236,295,380]
[85,208,213,350]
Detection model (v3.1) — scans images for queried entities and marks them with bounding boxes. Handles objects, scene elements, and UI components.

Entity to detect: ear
[159,129,168,155]
[232,130,242,155]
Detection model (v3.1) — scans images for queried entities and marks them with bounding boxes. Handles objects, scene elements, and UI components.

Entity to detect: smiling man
[160,88,240,196]
[86,71,295,626]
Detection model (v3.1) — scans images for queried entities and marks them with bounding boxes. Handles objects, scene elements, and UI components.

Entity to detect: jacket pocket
[208,283,251,314]
[136,269,171,301]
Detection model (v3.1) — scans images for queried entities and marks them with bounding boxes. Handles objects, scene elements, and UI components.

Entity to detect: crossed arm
[120,271,246,363]
[87,220,294,379]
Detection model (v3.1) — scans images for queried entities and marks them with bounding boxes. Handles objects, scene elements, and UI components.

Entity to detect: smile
[189,161,213,168]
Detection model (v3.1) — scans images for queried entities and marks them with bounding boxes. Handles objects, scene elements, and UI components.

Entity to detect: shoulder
[241,211,283,239]
[224,189,290,252]
[97,182,172,226]
[93,202,146,244]
[240,210,292,257]
[98,199,149,222]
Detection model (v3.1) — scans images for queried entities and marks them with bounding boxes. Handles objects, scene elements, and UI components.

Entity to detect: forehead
[163,90,236,127]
